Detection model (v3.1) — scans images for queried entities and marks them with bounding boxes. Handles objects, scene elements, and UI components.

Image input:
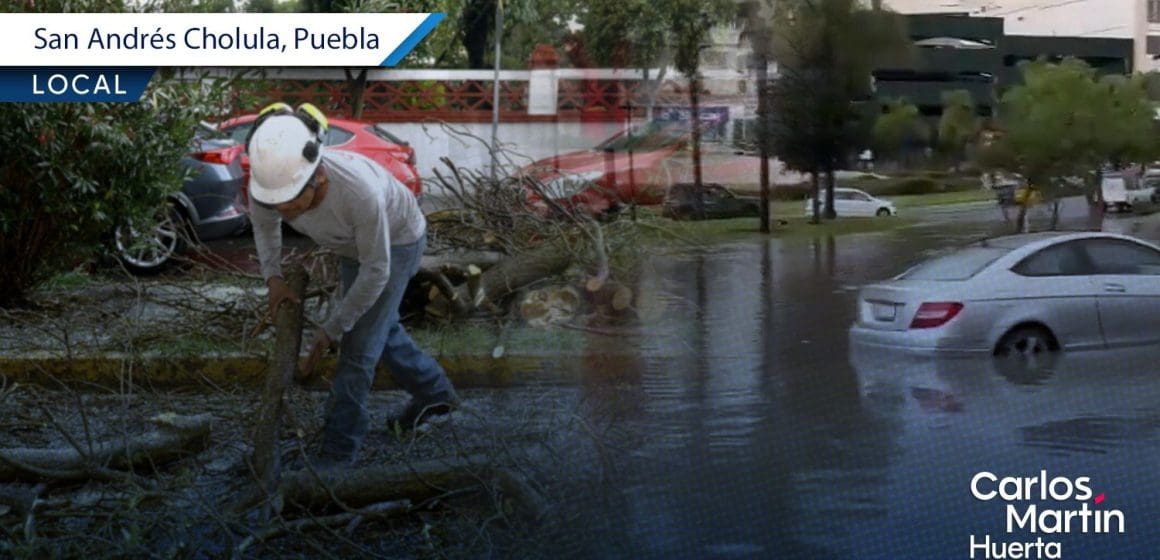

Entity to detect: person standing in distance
[245,103,459,468]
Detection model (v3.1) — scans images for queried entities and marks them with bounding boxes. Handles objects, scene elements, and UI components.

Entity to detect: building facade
[884,0,1159,72]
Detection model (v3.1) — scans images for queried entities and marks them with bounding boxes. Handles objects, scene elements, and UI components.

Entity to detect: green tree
[578,0,731,124]
[873,98,927,166]
[979,58,1159,231]
[937,89,978,171]
[768,0,911,221]
[0,1,237,305]
[739,0,776,232]
[1098,73,1159,170]
[668,0,735,193]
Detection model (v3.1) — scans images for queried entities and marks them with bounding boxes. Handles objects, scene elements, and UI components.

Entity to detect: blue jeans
[321,234,457,458]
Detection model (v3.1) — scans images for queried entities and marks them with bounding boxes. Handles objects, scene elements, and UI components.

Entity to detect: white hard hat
[247,114,324,206]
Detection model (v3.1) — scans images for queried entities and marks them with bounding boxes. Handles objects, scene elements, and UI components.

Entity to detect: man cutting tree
[245,102,459,469]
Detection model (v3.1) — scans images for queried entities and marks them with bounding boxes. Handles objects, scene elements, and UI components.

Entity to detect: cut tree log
[423,243,574,319]
[520,286,581,326]
[585,280,635,319]
[252,264,308,520]
[0,413,213,483]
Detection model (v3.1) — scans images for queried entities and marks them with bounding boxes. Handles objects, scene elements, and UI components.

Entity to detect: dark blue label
[0,68,155,102]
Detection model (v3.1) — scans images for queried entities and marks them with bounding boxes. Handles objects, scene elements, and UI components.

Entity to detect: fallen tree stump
[0,413,213,483]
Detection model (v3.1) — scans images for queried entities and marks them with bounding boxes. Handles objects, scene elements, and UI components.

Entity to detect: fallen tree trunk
[252,265,308,520]
[0,413,213,483]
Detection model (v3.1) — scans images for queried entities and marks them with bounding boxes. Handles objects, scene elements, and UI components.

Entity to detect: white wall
[382,120,625,181]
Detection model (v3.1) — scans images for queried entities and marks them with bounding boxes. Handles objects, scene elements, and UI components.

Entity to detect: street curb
[0,354,564,391]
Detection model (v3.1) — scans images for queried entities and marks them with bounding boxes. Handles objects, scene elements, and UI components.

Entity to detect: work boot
[386,396,459,433]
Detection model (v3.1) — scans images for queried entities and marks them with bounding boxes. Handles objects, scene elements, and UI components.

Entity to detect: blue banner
[0,68,155,102]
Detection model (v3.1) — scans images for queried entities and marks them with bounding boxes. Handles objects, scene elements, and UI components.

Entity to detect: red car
[519,122,691,216]
[519,121,778,218]
[217,114,422,206]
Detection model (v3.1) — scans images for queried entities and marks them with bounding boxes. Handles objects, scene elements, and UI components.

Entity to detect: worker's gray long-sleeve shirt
[250,150,426,342]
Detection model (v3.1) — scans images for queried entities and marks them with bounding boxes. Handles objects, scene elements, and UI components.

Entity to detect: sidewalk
[0,280,577,390]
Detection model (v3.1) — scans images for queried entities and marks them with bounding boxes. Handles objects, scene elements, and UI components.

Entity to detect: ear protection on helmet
[295,103,328,163]
[244,101,329,164]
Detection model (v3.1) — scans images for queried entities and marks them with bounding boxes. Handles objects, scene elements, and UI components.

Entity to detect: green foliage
[890,176,940,195]
[0,75,235,306]
[667,0,735,78]
[578,0,731,75]
[979,58,1159,199]
[399,80,448,110]
[767,0,912,176]
[0,2,237,306]
[937,89,978,164]
[137,0,238,11]
[1098,73,1159,168]
[579,0,668,69]
[347,0,579,69]
[872,98,927,157]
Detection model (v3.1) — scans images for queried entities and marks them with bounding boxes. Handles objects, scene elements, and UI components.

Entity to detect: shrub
[0,59,235,305]
[772,184,813,200]
[892,177,942,195]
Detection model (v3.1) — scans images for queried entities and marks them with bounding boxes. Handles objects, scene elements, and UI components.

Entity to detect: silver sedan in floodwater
[849,231,1160,356]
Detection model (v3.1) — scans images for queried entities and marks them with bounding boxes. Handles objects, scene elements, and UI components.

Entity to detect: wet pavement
[194,204,1160,558]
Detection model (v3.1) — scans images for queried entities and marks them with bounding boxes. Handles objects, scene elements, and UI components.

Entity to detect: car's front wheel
[113,204,188,275]
[876,207,891,217]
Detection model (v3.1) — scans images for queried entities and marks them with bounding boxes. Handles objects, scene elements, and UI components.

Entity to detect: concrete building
[884,0,1160,72]
[870,12,1133,120]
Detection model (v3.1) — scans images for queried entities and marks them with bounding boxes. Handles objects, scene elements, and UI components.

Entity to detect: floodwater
[541,214,1160,559]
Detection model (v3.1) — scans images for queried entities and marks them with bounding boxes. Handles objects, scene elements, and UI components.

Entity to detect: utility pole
[490,0,504,181]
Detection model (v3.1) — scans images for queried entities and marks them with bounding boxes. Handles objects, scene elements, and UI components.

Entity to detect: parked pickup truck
[1101,170,1158,213]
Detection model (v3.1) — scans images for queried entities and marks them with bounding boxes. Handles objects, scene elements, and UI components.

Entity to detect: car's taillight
[910,302,964,329]
[194,145,242,165]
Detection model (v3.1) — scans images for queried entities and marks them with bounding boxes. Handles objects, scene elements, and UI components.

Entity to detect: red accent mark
[1094,493,1105,505]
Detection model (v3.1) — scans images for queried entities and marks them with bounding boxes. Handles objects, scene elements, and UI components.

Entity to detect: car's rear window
[898,246,1012,280]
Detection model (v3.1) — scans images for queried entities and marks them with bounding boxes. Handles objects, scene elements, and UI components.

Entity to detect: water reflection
[551,230,1160,559]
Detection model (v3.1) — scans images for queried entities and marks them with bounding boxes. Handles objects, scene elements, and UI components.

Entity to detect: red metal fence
[243,77,689,123]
